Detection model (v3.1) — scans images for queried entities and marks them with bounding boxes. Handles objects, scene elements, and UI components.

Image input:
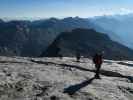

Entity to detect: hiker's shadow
[63,77,95,95]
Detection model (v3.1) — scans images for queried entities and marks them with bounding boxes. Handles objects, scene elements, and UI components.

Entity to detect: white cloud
[120,8,133,14]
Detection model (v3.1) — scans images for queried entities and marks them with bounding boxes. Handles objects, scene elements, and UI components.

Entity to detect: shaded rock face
[41,28,133,60]
[0,56,132,100]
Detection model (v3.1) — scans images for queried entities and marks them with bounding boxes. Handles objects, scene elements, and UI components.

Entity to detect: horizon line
[1,13,133,21]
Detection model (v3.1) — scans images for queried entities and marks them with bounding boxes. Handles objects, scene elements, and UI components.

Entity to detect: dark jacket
[93,54,103,65]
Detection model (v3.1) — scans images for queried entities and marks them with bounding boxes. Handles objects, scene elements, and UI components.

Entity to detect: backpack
[93,54,102,65]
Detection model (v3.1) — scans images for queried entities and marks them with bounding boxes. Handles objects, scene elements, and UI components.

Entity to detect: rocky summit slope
[0,57,132,100]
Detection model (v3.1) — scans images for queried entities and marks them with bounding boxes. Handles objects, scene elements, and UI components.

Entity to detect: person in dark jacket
[76,52,81,62]
[93,53,103,79]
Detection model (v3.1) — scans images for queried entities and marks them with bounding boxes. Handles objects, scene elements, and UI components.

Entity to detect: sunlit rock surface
[0,56,132,100]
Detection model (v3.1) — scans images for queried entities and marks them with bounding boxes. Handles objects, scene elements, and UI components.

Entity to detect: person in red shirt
[93,53,103,79]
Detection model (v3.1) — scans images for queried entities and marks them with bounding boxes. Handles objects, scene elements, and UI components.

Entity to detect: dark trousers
[95,64,101,78]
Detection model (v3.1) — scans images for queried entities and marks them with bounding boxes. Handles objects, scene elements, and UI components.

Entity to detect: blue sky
[0,0,133,19]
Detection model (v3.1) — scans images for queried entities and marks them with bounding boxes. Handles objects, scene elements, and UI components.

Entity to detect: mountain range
[0,17,91,57]
[0,14,133,59]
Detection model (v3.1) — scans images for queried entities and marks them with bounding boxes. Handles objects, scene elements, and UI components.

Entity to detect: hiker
[58,54,63,59]
[76,52,81,62]
[93,53,103,79]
